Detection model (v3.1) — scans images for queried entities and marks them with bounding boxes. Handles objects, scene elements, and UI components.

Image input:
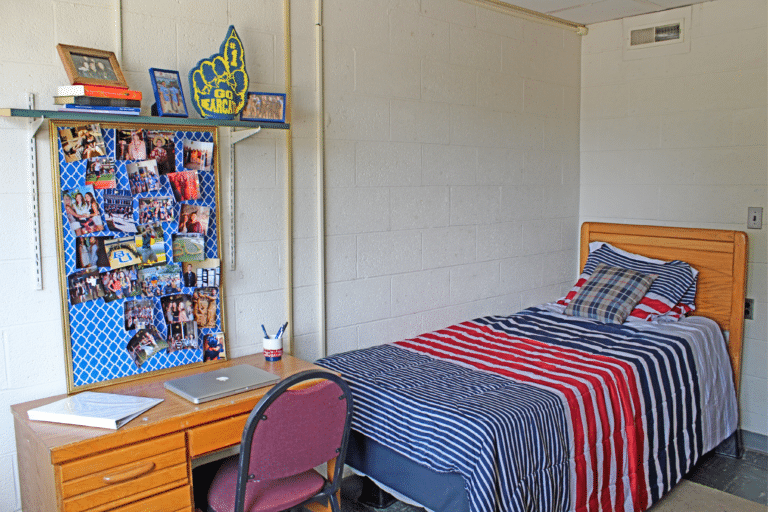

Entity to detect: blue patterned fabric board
[57,125,221,387]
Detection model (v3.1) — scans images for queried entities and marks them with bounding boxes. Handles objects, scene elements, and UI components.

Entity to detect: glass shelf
[0,108,289,130]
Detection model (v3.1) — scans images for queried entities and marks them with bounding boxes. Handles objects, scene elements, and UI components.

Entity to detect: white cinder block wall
[580,0,768,440]
[0,0,579,509]
[299,0,582,360]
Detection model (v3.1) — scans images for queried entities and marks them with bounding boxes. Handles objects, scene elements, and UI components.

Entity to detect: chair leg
[328,493,341,512]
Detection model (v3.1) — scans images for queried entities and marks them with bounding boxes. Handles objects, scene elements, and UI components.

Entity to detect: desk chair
[207,370,354,512]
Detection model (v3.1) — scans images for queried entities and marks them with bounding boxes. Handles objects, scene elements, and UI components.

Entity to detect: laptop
[164,364,280,404]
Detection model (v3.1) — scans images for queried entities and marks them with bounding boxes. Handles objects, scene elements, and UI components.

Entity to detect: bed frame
[580,223,748,392]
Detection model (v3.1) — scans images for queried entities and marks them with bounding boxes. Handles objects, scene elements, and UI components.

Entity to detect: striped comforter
[316,306,737,512]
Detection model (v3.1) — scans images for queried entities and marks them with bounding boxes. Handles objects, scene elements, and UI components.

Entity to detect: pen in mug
[261,324,269,339]
[275,322,288,339]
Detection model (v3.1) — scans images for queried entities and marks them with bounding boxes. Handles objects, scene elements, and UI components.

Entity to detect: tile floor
[338,450,768,511]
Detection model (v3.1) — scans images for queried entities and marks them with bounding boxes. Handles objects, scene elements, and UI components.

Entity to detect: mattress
[316,305,738,512]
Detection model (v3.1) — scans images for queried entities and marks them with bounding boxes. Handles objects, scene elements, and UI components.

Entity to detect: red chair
[207,370,354,512]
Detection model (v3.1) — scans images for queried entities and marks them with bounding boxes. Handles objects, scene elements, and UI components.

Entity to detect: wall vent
[627,20,684,49]
[622,7,691,60]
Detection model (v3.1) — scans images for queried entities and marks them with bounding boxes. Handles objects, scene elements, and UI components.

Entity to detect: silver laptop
[164,364,280,404]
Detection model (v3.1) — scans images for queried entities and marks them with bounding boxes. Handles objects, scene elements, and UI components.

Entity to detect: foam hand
[189,26,249,119]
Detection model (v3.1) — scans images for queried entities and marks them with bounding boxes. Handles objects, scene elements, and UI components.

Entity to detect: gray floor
[685,449,768,506]
[338,450,768,511]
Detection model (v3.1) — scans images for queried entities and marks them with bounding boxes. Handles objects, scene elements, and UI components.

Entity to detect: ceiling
[502,0,709,25]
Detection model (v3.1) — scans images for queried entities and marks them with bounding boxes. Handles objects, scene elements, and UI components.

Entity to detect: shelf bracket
[227,127,261,271]
[27,93,45,291]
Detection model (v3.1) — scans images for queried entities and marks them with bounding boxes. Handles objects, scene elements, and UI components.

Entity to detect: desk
[11,354,325,512]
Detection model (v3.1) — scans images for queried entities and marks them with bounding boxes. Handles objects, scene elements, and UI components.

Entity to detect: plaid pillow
[557,242,697,321]
[564,263,657,324]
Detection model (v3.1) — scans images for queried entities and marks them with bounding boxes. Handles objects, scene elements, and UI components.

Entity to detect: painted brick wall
[580,0,768,437]
[299,0,582,360]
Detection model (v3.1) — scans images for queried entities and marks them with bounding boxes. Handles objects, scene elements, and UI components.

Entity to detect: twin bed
[316,223,748,512]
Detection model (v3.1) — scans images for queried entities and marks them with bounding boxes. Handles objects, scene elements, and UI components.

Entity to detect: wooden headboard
[580,223,748,392]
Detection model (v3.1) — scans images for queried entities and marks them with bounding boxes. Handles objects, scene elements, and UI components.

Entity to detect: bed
[315,222,748,512]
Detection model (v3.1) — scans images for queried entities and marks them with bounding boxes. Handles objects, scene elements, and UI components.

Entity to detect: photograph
[116,128,148,161]
[167,321,198,352]
[193,287,218,329]
[187,258,221,287]
[102,189,136,234]
[172,233,205,262]
[182,139,214,171]
[161,294,193,324]
[136,223,166,267]
[178,204,210,234]
[75,236,109,269]
[100,267,141,303]
[182,262,196,288]
[62,186,104,236]
[56,44,128,88]
[137,196,175,224]
[149,68,188,117]
[126,159,161,194]
[124,298,154,331]
[104,236,142,269]
[167,170,200,202]
[58,124,106,163]
[85,157,116,190]
[139,263,182,297]
[146,131,176,175]
[203,332,224,362]
[67,270,104,305]
[241,92,286,123]
[126,327,168,368]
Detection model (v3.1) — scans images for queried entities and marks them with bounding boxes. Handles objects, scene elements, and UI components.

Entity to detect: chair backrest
[236,370,353,495]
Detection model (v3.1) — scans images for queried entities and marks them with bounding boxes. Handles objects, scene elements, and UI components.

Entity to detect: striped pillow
[565,263,657,324]
[558,242,697,321]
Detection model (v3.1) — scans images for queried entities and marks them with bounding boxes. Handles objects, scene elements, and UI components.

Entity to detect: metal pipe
[283,0,295,355]
[315,0,327,358]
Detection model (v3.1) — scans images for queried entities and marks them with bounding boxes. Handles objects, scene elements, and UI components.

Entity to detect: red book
[56,84,142,101]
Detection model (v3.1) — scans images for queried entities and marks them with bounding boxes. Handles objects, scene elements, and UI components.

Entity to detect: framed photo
[240,92,286,123]
[56,44,128,88]
[149,68,188,117]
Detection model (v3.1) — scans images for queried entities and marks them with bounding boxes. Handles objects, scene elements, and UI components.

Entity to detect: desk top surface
[11,354,322,464]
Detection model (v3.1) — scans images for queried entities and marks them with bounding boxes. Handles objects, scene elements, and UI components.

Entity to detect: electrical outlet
[747,207,762,229]
[745,298,754,320]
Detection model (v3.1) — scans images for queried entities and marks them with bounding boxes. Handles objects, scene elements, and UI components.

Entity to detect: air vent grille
[630,22,681,47]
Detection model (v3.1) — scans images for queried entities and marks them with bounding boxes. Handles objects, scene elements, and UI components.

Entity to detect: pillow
[662,274,698,320]
[558,242,697,321]
[564,263,657,324]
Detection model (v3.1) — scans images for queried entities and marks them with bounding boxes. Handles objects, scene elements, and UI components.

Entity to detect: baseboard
[742,429,768,454]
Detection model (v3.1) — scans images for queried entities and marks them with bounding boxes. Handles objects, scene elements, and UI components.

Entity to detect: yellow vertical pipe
[284,0,294,354]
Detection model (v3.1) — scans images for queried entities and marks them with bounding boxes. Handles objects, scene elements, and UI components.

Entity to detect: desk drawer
[59,433,189,512]
[106,485,192,512]
[188,413,249,457]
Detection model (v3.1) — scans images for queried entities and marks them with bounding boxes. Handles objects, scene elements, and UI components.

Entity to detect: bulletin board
[50,120,228,392]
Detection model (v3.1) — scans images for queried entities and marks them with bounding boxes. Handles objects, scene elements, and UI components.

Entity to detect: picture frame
[240,92,286,123]
[149,68,189,117]
[56,44,129,89]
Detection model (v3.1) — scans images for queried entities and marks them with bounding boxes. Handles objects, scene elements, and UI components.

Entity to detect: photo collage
[59,123,224,369]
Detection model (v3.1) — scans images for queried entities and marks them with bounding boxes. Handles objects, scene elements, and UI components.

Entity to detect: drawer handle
[102,461,156,484]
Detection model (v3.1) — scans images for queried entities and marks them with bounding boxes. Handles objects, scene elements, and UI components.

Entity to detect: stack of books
[55,84,142,116]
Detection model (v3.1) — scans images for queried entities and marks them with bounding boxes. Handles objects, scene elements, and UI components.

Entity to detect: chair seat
[208,456,326,512]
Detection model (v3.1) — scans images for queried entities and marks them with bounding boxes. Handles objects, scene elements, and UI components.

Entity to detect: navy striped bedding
[316,306,737,512]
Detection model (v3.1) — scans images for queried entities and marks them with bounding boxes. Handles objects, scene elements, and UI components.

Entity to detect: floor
[337,450,768,511]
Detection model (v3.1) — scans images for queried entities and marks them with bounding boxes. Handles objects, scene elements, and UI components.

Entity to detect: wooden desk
[11,354,324,512]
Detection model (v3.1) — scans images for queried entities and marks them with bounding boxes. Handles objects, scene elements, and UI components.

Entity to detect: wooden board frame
[580,222,748,392]
[49,119,229,392]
